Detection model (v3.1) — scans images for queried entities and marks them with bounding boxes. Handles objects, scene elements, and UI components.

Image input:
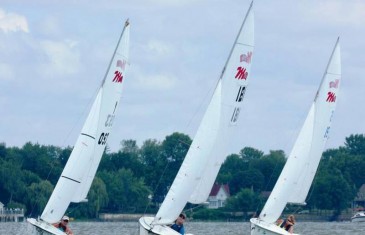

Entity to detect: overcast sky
[0,0,364,156]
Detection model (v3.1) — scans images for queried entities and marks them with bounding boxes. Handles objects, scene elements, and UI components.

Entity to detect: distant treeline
[0,133,364,220]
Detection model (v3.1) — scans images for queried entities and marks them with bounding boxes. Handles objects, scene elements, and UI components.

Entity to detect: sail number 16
[98,132,109,145]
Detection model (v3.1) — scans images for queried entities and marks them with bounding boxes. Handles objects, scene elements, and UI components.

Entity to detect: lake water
[1,221,365,235]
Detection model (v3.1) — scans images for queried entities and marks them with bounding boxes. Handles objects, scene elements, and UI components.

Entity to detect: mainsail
[40,21,130,223]
[258,38,341,224]
[152,2,254,225]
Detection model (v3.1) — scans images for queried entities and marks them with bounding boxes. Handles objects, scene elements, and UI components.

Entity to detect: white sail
[153,79,222,225]
[258,38,341,224]
[40,21,130,224]
[151,2,254,226]
[189,2,254,204]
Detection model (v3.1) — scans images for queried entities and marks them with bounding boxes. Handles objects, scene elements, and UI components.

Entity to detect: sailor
[170,213,186,235]
[53,215,74,235]
[280,214,295,233]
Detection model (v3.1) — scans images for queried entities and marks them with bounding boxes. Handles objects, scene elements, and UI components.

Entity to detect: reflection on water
[1,221,365,235]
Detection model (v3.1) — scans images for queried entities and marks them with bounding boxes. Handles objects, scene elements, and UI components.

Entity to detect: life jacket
[56,223,66,232]
[280,219,292,231]
[279,219,286,228]
[171,224,183,232]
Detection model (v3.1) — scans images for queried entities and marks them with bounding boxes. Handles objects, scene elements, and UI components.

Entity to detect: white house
[207,183,230,209]
[0,201,4,213]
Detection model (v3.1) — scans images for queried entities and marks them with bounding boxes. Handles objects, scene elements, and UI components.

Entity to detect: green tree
[140,139,165,205]
[99,168,150,212]
[250,150,286,191]
[0,160,26,204]
[25,180,54,216]
[240,147,264,162]
[344,134,365,155]
[156,133,191,203]
[225,188,258,216]
[74,177,109,218]
[217,154,244,184]
[309,170,356,218]
[100,144,144,177]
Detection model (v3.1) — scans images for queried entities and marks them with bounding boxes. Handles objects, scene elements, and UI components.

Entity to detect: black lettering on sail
[231,107,240,123]
[236,86,246,102]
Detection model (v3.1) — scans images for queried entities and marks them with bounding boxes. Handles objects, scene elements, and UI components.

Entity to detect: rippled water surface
[1,221,365,235]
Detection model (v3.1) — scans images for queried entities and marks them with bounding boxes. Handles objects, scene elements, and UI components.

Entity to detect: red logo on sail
[329,79,339,88]
[117,60,126,71]
[240,52,252,64]
[113,71,123,83]
[235,66,248,80]
[326,92,336,102]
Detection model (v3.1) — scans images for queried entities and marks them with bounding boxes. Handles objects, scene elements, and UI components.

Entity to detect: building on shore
[0,201,25,222]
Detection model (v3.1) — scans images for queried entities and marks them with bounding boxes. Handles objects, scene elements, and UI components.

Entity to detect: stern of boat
[250,218,299,235]
[139,217,193,235]
[351,212,365,222]
[27,218,66,235]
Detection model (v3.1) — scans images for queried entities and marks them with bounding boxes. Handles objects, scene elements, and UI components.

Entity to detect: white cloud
[144,0,198,7]
[38,39,80,76]
[134,71,178,91]
[146,39,174,56]
[308,1,365,26]
[0,8,29,33]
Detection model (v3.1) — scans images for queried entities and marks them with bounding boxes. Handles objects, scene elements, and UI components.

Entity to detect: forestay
[189,2,254,204]
[152,2,254,225]
[258,39,341,224]
[41,21,130,223]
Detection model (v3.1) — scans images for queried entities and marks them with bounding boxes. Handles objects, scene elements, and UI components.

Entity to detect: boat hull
[351,217,365,222]
[351,212,365,222]
[250,218,299,235]
[139,217,193,235]
[27,218,66,235]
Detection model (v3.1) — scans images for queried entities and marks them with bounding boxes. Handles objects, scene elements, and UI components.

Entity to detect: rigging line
[305,153,326,203]
[61,85,100,149]
[28,85,100,217]
[177,139,192,148]
[182,77,220,134]
[253,154,284,215]
[143,158,172,216]
[142,136,191,216]
[182,203,206,215]
[28,145,69,217]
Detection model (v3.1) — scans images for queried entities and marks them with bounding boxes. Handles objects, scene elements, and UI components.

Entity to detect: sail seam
[81,133,96,139]
[326,72,341,76]
[62,176,81,184]
[236,42,254,47]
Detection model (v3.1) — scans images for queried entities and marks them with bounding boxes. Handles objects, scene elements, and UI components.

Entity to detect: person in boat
[276,218,284,226]
[170,213,186,235]
[52,215,74,235]
[279,214,295,233]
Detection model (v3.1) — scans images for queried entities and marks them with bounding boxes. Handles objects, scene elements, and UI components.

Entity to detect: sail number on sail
[230,51,253,124]
[98,133,109,145]
[105,114,115,127]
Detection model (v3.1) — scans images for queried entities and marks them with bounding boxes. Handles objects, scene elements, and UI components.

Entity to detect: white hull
[250,218,299,235]
[139,217,193,235]
[351,212,365,222]
[27,218,66,235]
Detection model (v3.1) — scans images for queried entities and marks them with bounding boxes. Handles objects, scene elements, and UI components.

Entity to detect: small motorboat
[351,211,365,222]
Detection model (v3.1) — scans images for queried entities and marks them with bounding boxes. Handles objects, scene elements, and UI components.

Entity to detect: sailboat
[250,38,341,235]
[27,20,130,235]
[139,2,254,235]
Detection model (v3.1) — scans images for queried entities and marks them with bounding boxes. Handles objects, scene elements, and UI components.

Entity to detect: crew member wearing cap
[53,215,74,235]
[170,213,186,235]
